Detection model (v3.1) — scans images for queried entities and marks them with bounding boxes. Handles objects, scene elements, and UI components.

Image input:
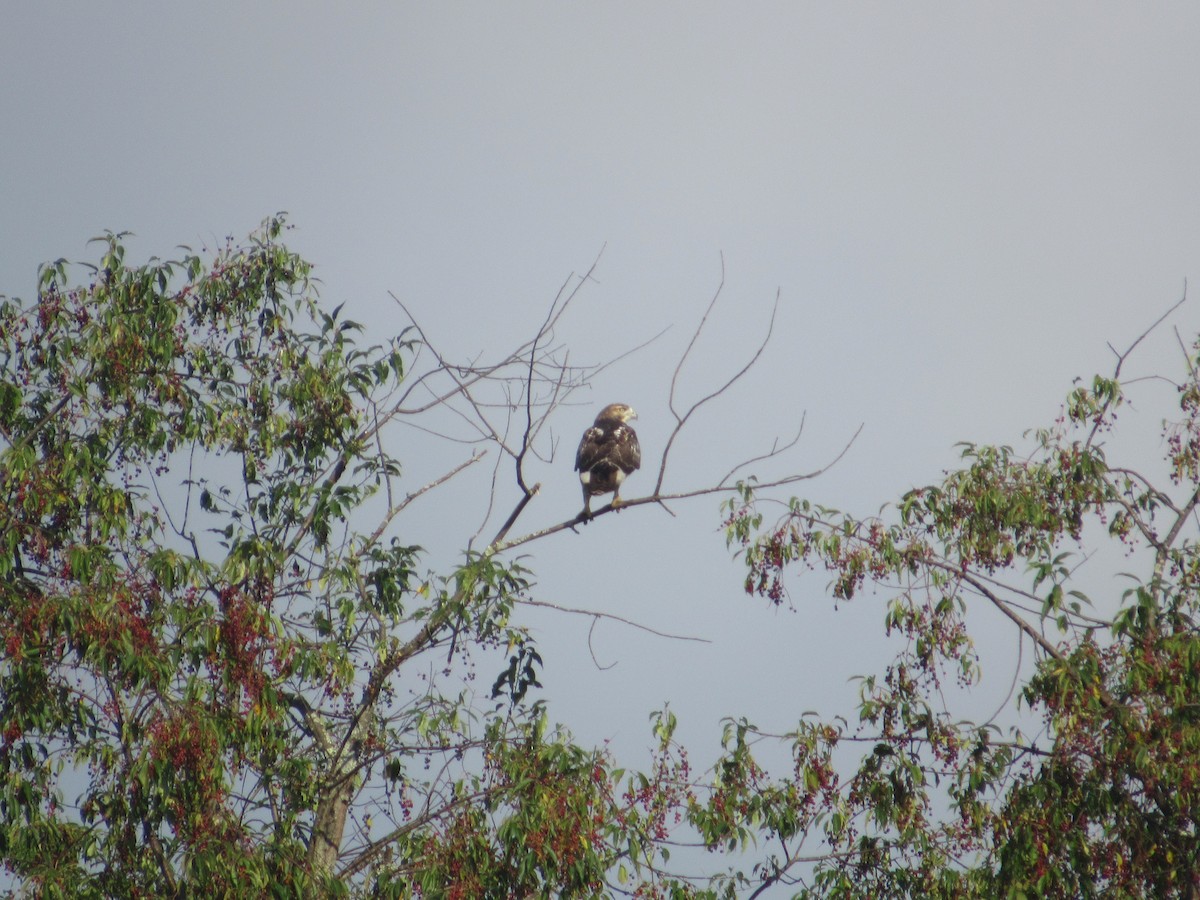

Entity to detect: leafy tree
[725,301,1200,896]
[0,218,830,898]
[4,217,1197,899]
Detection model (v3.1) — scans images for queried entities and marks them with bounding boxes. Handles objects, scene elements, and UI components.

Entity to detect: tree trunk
[307,777,354,876]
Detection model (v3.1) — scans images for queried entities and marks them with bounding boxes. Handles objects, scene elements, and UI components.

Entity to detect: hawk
[575,403,641,519]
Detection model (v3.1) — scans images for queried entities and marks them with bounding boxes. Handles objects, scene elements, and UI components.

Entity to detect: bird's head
[596,403,637,424]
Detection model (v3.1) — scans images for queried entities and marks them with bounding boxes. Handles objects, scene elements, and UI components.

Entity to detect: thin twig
[517,597,711,644]
[1085,291,1187,449]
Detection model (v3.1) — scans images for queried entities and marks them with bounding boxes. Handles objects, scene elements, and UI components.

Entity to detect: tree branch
[516,597,711,645]
[492,425,861,555]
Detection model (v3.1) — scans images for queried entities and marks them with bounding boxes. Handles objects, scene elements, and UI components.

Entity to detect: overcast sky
[4,2,1200,807]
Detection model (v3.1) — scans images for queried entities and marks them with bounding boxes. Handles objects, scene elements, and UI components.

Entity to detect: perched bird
[575,403,641,519]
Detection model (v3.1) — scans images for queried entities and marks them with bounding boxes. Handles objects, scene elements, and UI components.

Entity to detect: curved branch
[587,617,617,670]
[716,413,807,488]
[516,597,711,645]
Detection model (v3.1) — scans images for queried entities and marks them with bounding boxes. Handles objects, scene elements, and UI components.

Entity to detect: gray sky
[4,0,1200,832]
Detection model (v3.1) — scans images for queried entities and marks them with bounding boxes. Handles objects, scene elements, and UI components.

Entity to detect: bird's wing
[575,425,605,471]
[624,427,642,472]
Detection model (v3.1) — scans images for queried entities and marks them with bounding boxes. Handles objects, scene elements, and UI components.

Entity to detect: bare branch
[668,254,725,425]
[1085,290,1188,449]
[488,483,542,549]
[656,284,781,495]
[587,617,617,670]
[716,413,807,488]
[516,597,711,645]
[364,450,486,551]
[491,426,861,555]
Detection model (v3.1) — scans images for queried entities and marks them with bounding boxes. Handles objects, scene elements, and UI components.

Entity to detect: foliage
[3,218,1198,898]
[0,219,803,898]
[724,324,1200,896]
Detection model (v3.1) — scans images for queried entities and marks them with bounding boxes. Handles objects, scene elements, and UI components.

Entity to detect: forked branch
[656,257,781,495]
